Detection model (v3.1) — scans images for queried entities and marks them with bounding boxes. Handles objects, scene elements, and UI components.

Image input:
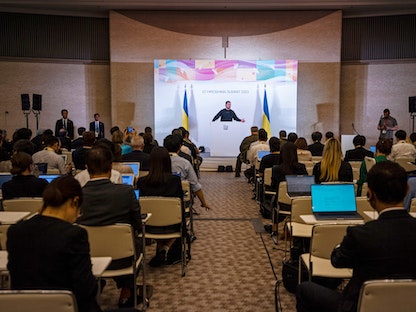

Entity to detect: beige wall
[1,10,416,149]
[109,10,342,138]
[341,62,416,145]
[0,61,110,139]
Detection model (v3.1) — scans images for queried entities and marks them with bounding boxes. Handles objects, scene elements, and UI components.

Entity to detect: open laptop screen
[38,174,62,183]
[121,174,135,186]
[0,173,13,188]
[257,150,270,161]
[286,175,315,196]
[121,162,140,176]
[311,184,357,213]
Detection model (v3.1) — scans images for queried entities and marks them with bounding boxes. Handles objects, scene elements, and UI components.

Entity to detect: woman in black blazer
[7,175,101,312]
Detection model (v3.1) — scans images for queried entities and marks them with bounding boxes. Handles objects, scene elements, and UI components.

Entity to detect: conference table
[0,250,111,278]
[363,211,416,220]
[0,212,30,225]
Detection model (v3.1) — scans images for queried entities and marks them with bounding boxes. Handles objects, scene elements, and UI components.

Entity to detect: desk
[300,215,364,225]
[0,251,111,278]
[0,212,30,224]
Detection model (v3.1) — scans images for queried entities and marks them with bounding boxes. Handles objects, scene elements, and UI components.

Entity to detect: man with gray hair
[121,135,150,170]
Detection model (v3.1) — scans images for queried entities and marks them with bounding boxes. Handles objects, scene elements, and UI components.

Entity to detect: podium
[210,122,243,157]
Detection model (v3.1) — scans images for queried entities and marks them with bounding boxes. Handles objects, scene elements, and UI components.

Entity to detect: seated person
[136,146,184,267]
[313,138,353,183]
[294,137,312,162]
[76,145,141,308]
[389,129,416,161]
[2,152,49,199]
[344,135,374,162]
[296,161,416,312]
[32,135,69,174]
[7,175,101,312]
[272,142,307,190]
[356,139,392,196]
[258,136,280,176]
[307,131,324,156]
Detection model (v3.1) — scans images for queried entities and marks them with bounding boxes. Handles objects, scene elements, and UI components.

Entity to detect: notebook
[0,173,13,188]
[311,183,362,220]
[38,174,62,183]
[121,173,135,186]
[121,162,140,177]
[285,175,315,197]
[257,150,270,161]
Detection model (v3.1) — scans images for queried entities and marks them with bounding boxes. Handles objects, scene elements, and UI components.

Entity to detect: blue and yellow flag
[262,89,271,136]
[182,88,189,130]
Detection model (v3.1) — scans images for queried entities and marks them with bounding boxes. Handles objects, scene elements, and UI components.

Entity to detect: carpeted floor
[100,171,297,312]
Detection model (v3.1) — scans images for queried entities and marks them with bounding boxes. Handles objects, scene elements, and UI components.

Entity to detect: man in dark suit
[296,161,416,312]
[55,109,74,140]
[76,145,141,308]
[121,135,150,171]
[307,131,324,156]
[89,113,105,139]
[344,135,374,161]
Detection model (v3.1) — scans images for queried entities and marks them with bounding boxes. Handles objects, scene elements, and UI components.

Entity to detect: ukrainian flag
[182,88,189,130]
[262,89,271,136]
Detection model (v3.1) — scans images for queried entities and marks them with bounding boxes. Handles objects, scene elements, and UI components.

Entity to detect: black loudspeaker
[21,94,30,110]
[410,96,416,113]
[33,94,42,111]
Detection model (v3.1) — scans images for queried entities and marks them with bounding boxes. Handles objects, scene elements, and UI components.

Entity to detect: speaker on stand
[21,94,31,128]
[32,94,42,130]
[410,96,416,133]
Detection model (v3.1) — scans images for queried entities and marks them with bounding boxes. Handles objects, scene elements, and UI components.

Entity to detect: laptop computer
[0,173,13,188]
[121,173,135,186]
[38,174,62,183]
[285,175,315,197]
[121,162,140,177]
[311,183,362,220]
[257,150,270,161]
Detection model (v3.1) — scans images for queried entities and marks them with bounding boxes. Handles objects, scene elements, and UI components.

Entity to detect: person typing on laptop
[296,161,416,312]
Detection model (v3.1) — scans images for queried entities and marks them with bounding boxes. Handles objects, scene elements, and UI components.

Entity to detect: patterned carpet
[100,171,297,312]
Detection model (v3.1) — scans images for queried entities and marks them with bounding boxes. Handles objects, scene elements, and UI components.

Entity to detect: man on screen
[212,101,245,122]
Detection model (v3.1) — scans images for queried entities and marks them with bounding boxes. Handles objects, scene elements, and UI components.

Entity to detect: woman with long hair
[271,141,307,189]
[7,175,101,312]
[294,137,313,162]
[313,138,353,183]
[136,146,183,267]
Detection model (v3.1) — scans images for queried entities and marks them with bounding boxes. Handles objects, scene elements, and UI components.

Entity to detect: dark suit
[297,209,416,312]
[7,215,101,312]
[344,147,374,162]
[77,179,141,287]
[121,150,150,171]
[77,179,141,233]
[307,142,324,156]
[332,209,416,311]
[89,121,105,139]
[2,175,49,199]
[55,118,74,140]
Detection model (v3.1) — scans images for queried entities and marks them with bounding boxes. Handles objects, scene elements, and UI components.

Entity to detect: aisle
[101,171,296,311]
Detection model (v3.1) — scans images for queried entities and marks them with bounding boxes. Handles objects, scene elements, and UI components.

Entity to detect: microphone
[352,122,360,135]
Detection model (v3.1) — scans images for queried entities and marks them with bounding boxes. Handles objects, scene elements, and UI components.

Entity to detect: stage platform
[199,153,250,172]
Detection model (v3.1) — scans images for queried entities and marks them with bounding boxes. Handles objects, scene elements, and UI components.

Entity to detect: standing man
[235,126,259,177]
[212,100,245,122]
[89,113,105,139]
[55,109,74,140]
[377,108,398,140]
[296,161,416,312]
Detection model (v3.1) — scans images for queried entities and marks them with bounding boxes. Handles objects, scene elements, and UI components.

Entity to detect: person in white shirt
[389,129,416,161]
